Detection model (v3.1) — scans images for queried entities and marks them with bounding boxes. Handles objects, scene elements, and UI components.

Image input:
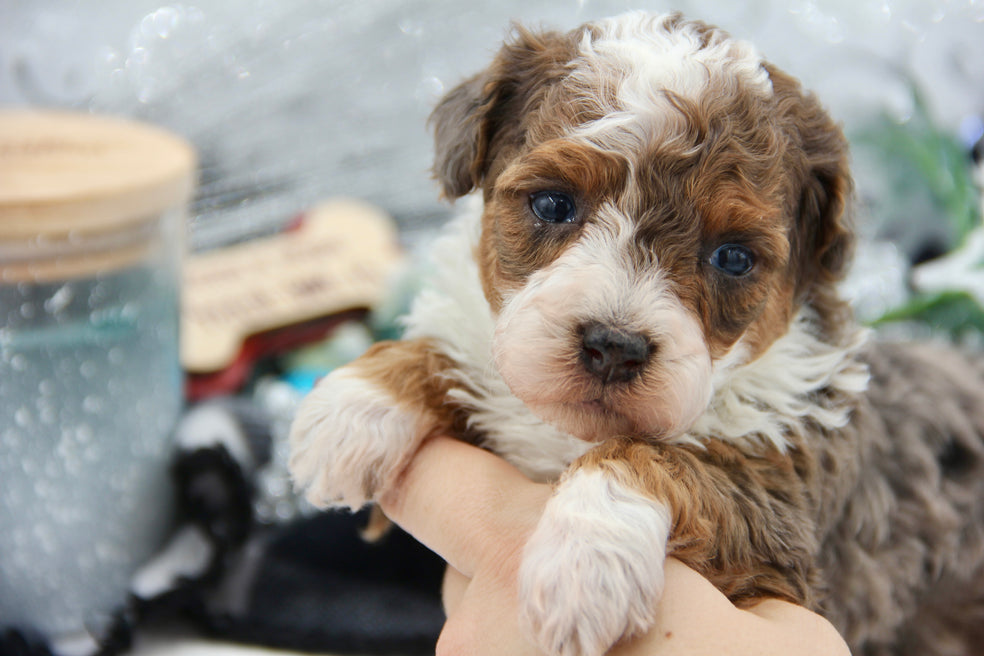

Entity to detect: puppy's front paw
[288,368,432,510]
[519,470,672,656]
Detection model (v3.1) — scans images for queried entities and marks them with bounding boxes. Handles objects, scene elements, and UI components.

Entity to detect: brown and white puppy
[289,12,984,656]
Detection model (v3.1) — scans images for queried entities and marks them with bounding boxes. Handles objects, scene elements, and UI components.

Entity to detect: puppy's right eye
[530,191,576,224]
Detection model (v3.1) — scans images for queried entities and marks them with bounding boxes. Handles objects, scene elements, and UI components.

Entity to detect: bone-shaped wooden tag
[181,198,403,375]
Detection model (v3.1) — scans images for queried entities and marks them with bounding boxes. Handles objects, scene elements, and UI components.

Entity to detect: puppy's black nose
[580,323,650,384]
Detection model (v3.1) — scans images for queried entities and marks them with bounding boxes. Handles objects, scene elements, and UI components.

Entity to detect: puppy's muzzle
[580,322,652,384]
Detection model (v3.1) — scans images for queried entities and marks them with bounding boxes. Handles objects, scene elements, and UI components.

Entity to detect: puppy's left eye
[530,191,576,224]
[710,244,755,277]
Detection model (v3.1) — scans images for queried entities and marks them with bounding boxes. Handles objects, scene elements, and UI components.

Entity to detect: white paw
[519,470,671,656]
[287,368,431,510]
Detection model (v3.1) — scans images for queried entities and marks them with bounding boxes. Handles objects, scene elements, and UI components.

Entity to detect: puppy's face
[432,13,853,442]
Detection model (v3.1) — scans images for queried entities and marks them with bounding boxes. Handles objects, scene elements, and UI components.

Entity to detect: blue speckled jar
[0,111,195,646]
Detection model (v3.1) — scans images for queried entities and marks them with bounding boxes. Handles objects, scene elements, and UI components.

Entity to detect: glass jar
[0,111,195,644]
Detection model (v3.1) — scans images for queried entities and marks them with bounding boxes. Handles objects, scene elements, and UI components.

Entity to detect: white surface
[131,632,346,656]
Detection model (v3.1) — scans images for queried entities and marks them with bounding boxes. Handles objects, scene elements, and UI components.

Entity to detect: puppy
[289,12,984,656]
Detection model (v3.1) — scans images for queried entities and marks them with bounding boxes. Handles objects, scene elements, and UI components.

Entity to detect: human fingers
[379,436,550,578]
[743,599,850,656]
[611,559,849,656]
[436,565,544,656]
[441,565,469,616]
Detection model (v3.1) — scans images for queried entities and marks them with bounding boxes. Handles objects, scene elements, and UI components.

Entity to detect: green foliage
[871,290,984,338]
[852,83,982,339]
[851,85,980,249]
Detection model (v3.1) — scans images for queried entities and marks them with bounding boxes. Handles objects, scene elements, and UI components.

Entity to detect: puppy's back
[817,340,984,654]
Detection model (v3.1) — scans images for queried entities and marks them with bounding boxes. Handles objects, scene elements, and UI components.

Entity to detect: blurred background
[1,1,983,654]
[2,0,981,250]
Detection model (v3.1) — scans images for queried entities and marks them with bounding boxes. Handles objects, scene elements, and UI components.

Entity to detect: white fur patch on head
[588,12,772,98]
[570,11,771,150]
[493,205,712,441]
[520,468,672,656]
[288,368,432,510]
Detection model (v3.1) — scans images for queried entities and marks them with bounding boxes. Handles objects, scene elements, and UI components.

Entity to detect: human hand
[379,436,850,656]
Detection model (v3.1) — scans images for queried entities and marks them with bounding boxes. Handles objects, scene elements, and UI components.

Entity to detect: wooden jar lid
[0,111,196,280]
[0,110,196,240]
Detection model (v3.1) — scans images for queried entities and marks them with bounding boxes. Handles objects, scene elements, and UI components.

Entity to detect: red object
[184,308,367,401]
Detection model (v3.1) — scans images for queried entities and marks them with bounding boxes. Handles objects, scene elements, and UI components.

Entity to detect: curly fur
[289,11,984,655]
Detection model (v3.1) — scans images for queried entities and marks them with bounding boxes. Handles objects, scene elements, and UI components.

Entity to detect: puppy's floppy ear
[800,143,853,285]
[429,25,577,199]
[770,66,855,297]
[797,136,855,334]
[430,73,489,199]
